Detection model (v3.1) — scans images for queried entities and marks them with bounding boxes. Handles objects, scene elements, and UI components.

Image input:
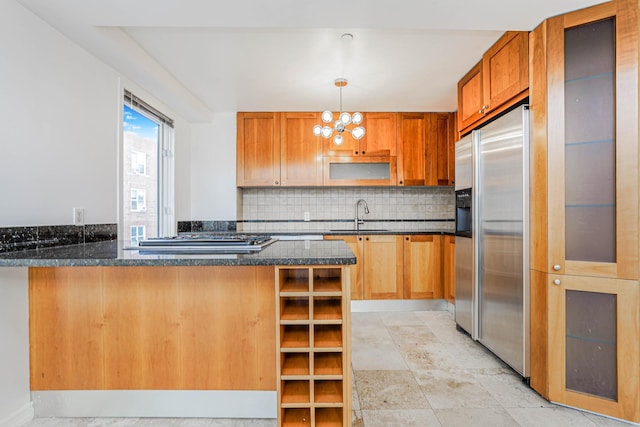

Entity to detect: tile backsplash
[238,187,454,233]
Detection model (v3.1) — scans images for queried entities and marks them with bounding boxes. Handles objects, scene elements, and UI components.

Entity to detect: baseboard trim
[351,299,448,312]
[32,390,276,418]
[0,402,34,427]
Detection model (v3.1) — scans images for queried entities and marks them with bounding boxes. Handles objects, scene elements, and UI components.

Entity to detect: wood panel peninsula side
[0,239,355,425]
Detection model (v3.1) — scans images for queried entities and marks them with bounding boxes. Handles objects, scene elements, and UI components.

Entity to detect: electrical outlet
[304,212,310,222]
[73,207,85,226]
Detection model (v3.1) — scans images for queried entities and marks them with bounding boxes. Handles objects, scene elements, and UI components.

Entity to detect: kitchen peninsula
[0,239,355,426]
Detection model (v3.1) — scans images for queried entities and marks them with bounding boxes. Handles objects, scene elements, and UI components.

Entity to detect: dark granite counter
[299,230,454,236]
[0,239,356,267]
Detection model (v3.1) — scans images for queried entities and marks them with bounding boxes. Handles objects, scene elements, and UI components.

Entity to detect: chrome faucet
[355,199,370,232]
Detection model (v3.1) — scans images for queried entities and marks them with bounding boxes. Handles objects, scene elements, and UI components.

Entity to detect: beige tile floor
[22,311,632,427]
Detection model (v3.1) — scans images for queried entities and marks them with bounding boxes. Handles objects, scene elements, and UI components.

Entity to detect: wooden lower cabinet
[325,234,453,301]
[29,266,277,391]
[276,266,351,427]
[443,235,455,303]
[323,235,364,300]
[363,235,404,299]
[403,235,442,299]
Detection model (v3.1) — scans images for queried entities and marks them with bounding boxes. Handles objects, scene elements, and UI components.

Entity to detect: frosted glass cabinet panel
[563,18,616,263]
[565,290,617,400]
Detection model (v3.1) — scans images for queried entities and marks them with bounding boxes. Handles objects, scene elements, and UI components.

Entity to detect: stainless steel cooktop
[135,234,277,254]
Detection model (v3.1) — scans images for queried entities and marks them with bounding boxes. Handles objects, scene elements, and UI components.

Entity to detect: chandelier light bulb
[321,126,333,139]
[339,112,352,125]
[352,126,366,140]
[352,112,363,125]
[334,134,343,146]
[321,111,333,123]
[312,125,322,137]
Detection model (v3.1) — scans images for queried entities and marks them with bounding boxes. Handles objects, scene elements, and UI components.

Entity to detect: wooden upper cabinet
[457,61,485,132]
[238,111,454,187]
[398,112,456,186]
[397,113,428,186]
[236,112,281,186]
[432,112,456,186]
[458,31,529,135]
[482,31,529,115]
[360,112,397,156]
[280,112,323,186]
[324,112,397,157]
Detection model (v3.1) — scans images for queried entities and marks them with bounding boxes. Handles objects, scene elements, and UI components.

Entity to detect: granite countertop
[0,239,356,267]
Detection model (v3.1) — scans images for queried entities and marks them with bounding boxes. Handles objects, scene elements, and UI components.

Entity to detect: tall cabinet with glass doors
[529,0,639,422]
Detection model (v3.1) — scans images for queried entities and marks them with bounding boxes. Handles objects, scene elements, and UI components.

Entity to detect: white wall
[0,268,32,427]
[0,0,118,226]
[189,113,237,220]
[0,0,193,227]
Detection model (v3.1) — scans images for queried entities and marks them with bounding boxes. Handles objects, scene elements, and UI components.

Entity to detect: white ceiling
[17,0,603,122]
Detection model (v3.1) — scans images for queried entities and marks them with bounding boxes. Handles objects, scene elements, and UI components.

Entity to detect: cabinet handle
[274,181,279,185]
[553,264,561,271]
[355,151,359,155]
[366,237,369,241]
[362,151,366,155]
[399,181,403,185]
[554,279,561,286]
[406,237,409,241]
[358,237,362,241]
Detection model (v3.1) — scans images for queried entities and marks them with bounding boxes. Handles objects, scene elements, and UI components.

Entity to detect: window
[122,90,175,245]
[130,225,145,245]
[131,188,146,212]
[131,151,147,175]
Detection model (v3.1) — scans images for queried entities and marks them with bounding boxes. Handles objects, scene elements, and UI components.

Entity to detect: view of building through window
[123,105,159,245]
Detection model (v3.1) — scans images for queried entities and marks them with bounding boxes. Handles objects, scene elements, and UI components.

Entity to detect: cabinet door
[397,113,427,186]
[402,235,443,299]
[544,7,638,280]
[236,112,281,186]
[457,61,484,132]
[363,235,403,299]
[431,112,456,186]
[280,112,323,186]
[324,235,364,300]
[360,112,397,157]
[443,235,455,302]
[530,1,640,421]
[482,31,529,115]
[547,274,639,421]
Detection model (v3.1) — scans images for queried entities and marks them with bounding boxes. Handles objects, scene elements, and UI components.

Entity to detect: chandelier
[312,78,365,146]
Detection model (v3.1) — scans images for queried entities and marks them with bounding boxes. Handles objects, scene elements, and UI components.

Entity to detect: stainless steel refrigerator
[454,104,530,378]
